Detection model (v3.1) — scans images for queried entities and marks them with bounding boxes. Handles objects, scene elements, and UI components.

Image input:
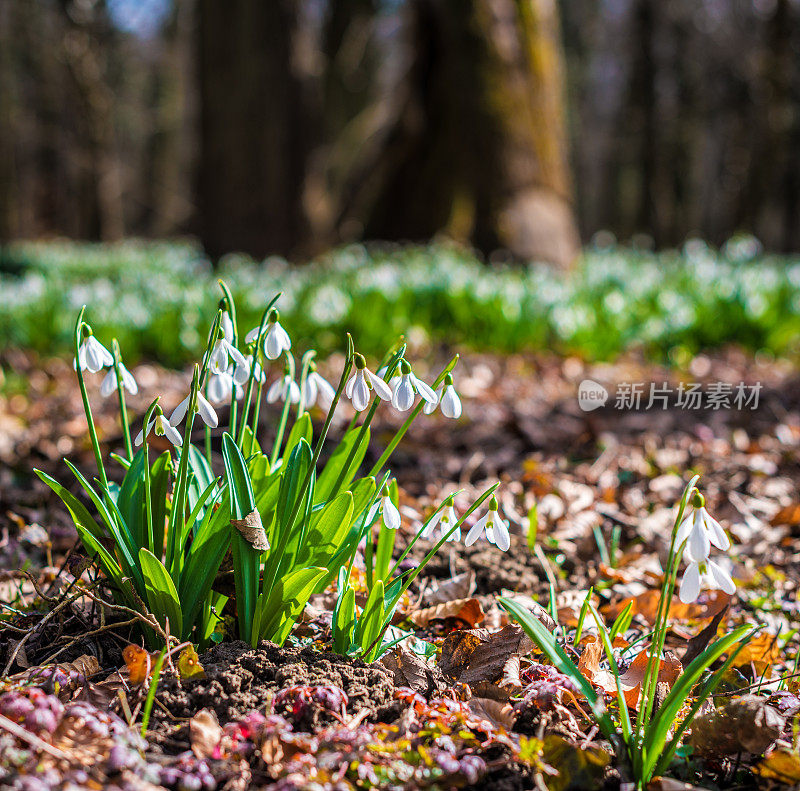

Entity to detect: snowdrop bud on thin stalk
[679,546,736,604]
[422,495,460,542]
[391,360,438,412]
[135,405,183,447]
[248,308,291,360]
[380,485,401,530]
[465,496,510,551]
[424,373,461,418]
[302,361,336,412]
[346,354,393,412]
[72,310,108,488]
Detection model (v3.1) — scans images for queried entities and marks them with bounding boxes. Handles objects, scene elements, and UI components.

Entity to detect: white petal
[441,385,462,418]
[422,511,442,538]
[352,375,370,411]
[392,376,415,411]
[382,498,401,530]
[275,323,291,351]
[703,512,730,551]
[676,513,693,547]
[100,369,117,397]
[688,519,711,561]
[465,514,488,546]
[345,373,357,398]
[411,375,438,404]
[264,323,289,359]
[169,396,190,425]
[196,393,219,428]
[424,388,441,415]
[287,380,301,403]
[302,376,318,406]
[315,374,336,408]
[161,419,183,447]
[221,311,235,344]
[366,369,393,401]
[210,340,228,372]
[493,516,511,551]
[708,560,736,594]
[121,365,138,395]
[266,379,283,403]
[245,326,260,344]
[134,427,145,446]
[207,373,231,404]
[679,562,702,603]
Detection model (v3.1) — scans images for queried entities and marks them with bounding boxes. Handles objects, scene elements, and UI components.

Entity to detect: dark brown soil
[153,640,400,731]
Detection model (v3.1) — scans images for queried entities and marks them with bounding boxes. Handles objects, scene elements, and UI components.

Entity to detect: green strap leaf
[139,547,184,639]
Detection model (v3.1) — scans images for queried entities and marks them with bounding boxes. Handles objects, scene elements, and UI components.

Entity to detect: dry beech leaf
[579,638,681,710]
[542,734,610,791]
[409,597,485,628]
[122,645,160,685]
[439,624,533,686]
[467,697,517,731]
[690,695,784,756]
[422,571,477,606]
[500,591,557,632]
[11,654,100,696]
[190,708,222,759]
[769,502,800,527]
[754,748,800,783]
[730,632,781,674]
[380,648,446,696]
[602,589,730,625]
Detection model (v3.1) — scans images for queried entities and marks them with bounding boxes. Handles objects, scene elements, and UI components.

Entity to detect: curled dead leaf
[409,597,485,628]
[190,708,222,759]
[178,646,206,680]
[690,695,785,756]
[602,589,730,625]
[122,644,160,685]
[730,632,781,674]
[467,697,516,731]
[754,748,800,783]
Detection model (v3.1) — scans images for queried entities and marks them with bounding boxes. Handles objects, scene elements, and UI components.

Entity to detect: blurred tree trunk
[337,0,579,267]
[196,0,307,258]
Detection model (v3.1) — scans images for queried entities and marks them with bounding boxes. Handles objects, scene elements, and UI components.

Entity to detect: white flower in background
[465,497,510,551]
[247,309,291,360]
[679,546,736,603]
[303,364,336,409]
[267,373,300,404]
[423,373,462,418]
[391,361,438,412]
[169,391,218,429]
[135,409,182,447]
[206,361,243,404]
[74,334,113,373]
[379,485,401,530]
[422,496,460,542]
[100,363,138,397]
[220,310,235,344]
[676,492,730,561]
[346,354,392,412]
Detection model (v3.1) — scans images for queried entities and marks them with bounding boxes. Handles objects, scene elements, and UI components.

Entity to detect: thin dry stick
[39,618,139,666]
[79,588,173,645]
[0,712,71,760]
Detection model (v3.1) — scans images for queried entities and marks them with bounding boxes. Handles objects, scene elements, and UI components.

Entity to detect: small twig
[39,618,138,665]
[79,588,174,646]
[0,712,70,760]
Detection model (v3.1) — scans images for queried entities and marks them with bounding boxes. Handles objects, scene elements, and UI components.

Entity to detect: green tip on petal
[489,496,498,510]
[381,484,390,497]
[268,308,279,323]
[400,360,412,375]
[691,490,705,508]
[444,373,454,386]
[354,353,366,369]
[444,494,454,506]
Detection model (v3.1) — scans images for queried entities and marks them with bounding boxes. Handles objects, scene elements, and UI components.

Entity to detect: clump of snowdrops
[502,475,758,790]
[37,282,501,657]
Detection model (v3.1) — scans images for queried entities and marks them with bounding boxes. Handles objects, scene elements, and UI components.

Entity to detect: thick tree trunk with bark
[196,0,307,258]
[341,0,579,267]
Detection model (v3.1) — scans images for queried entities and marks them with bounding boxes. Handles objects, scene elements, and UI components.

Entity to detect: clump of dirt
[154,640,399,730]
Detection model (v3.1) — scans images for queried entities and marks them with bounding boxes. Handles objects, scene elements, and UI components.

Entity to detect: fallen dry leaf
[467,697,517,731]
[122,645,160,685]
[690,695,784,756]
[190,708,222,759]
[439,624,533,686]
[408,597,485,628]
[178,645,206,680]
[602,589,730,625]
[421,571,476,606]
[541,734,610,791]
[579,638,682,709]
[730,632,781,674]
[754,748,800,783]
[380,648,445,696]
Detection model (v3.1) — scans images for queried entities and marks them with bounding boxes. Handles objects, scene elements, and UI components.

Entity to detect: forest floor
[1,348,799,791]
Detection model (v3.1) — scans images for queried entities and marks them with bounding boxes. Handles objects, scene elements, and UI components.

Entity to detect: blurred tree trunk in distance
[196,0,308,258]
[337,0,579,268]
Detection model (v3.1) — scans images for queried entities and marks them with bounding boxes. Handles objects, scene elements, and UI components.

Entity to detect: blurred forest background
[1,0,799,268]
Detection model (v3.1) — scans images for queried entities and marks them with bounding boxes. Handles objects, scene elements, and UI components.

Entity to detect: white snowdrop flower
[245,354,266,384]
[220,310,235,344]
[169,391,218,429]
[423,373,462,418]
[135,409,182,447]
[345,354,392,412]
[267,373,300,404]
[679,547,736,604]
[248,309,291,360]
[100,363,138,397]
[210,337,249,385]
[391,361,438,412]
[74,333,113,373]
[675,493,730,561]
[465,497,510,551]
[379,485,401,530]
[422,496,460,542]
[303,364,336,409]
[207,363,234,404]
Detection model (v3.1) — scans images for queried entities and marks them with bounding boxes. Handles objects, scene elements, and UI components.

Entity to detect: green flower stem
[269,352,296,471]
[74,307,108,490]
[296,350,316,417]
[366,354,458,479]
[218,280,239,436]
[111,339,133,461]
[141,398,160,555]
[249,369,265,456]
[262,341,354,602]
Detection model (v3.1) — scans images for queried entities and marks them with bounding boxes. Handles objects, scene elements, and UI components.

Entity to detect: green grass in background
[1,237,798,367]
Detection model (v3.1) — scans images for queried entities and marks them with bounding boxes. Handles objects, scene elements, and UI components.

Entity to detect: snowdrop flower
[465,497,510,551]
[220,310,235,344]
[422,496,460,542]
[206,362,243,404]
[245,354,266,384]
[346,354,392,412]
[303,363,336,410]
[247,309,291,360]
[391,361,438,412]
[679,546,736,604]
[267,370,300,404]
[100,363,138,397]
[169,391,218,429]
[675,492,730,561]
[74,333,113,373]
[135,408,182,447]
[210,310,249,385]
[423,373,462,418]
[379,485,401,530]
